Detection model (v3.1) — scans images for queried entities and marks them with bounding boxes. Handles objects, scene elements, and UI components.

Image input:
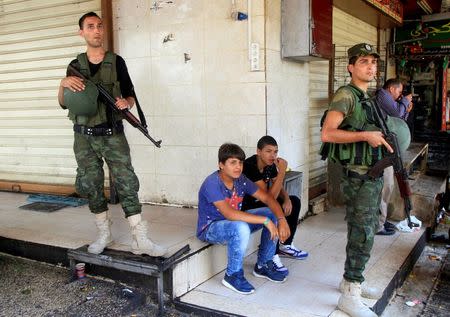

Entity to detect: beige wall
[113,0,268,205]
[265,0,310,217]
[112,0,310,214]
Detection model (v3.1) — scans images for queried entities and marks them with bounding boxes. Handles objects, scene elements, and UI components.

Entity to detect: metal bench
[68,244,190,316]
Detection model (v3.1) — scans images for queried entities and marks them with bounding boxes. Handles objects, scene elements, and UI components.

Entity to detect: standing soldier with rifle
[58,12,166,257]
[321,43,393,317]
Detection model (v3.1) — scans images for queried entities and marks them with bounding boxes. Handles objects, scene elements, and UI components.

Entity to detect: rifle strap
[132,87,147,129]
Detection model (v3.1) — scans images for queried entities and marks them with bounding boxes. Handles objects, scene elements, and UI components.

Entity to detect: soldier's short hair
[79,12,101,29]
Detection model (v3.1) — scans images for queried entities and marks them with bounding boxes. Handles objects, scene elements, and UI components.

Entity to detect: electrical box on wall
[281,0,332,61]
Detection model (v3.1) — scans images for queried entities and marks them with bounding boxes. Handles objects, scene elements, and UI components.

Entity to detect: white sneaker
[279,243,309,260]
[272,254,289,274]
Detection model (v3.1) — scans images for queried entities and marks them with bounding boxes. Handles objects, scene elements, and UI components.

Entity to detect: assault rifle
[367,99,419,228]
[67,64,162,148]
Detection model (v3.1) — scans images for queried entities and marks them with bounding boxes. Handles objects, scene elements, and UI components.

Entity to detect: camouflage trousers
[73,131,141,217]
[341,174,383,283]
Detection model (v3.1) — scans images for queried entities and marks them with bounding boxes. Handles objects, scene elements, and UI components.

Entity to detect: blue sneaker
[279,244,308,260]
[272,254,289,277]
[222,270,255,294]
[253,260,287,283]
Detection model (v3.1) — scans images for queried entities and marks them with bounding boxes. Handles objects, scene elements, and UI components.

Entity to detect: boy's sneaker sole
[278,250,308,260]
[221,278,255,295]
[252,270,286,283]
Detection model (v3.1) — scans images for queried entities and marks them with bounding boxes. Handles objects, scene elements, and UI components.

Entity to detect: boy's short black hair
[79,12,101,29]
[257,135,278,150]
[218,143,246,164]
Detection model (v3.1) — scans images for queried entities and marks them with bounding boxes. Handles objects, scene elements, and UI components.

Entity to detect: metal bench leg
[157,271,164,316]
[69,258,76,280]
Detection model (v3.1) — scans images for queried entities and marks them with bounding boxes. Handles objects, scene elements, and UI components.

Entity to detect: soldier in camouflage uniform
[58,12,166,257]
[321,43,394,317]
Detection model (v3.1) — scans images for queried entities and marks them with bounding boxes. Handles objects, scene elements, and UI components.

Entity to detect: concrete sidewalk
[0,191,426,316]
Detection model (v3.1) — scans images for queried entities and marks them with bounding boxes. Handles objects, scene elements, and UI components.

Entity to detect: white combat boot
[88,211,113,254]
[339,278,382,299]
[338,279,377,317]
[128,214,167,257]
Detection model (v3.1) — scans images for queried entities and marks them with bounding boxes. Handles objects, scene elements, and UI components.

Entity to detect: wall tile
[116,28,151,58]
[153,115,207,146]
[206,83,265,115]
[151,55,203,85]
[204,51,265,83]
[150,22,204,57]
[206,115,266,148]
[152,84,206,116]
[155,146,208,176]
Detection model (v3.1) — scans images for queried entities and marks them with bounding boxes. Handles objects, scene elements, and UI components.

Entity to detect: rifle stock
[67,65,162,148]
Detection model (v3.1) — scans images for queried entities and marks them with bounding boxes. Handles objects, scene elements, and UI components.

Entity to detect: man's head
[218,143,246,179]
[256,135,278,166]
[383,78,403,100]
[347,43,379,84]
[78,12,104,48]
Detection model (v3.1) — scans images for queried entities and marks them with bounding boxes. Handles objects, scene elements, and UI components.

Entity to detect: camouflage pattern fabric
[341,175,383,283]
[74,132,141,217]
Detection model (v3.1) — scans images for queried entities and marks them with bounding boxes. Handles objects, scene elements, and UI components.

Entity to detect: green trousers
[341,174,383,283]
[73,132,141,217]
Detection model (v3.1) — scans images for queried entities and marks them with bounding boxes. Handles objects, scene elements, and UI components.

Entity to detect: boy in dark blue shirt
[197,143,290,294]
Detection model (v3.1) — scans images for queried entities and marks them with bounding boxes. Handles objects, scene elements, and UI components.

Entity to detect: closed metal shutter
[308,60,329,188]
[0,0,100,190]
[308,7,380,190]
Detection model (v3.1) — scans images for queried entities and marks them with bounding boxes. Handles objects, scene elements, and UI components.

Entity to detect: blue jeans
[204,207,278,276]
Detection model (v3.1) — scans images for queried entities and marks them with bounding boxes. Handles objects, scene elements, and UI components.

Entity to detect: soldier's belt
[343,168,382,181]
[74,122,123,136]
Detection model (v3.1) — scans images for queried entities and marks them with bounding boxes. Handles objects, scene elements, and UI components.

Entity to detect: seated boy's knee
[233,221,251,238]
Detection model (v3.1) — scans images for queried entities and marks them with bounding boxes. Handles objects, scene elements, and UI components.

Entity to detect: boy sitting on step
[196,143,291,294]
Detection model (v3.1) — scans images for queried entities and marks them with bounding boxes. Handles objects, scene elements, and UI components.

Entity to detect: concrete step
[171,230,262,298]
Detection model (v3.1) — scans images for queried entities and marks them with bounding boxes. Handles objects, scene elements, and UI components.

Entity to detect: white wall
[112,0,310,214]
[112,0,268,205]
[265,0,310,217]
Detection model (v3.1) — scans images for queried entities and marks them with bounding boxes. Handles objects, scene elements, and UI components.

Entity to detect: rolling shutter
[0,0,100,190]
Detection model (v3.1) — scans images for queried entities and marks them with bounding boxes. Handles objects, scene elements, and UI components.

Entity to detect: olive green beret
[63,80,99,116]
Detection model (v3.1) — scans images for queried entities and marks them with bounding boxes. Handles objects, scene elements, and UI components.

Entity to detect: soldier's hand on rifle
[60,76,85,92]
[115,97,131,110]
[364,131,394,153]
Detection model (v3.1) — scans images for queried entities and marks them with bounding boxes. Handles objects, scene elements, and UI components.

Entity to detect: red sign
[364,0,403,23]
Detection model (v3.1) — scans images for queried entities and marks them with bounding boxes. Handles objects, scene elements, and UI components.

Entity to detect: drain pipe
[247,0,252,64]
